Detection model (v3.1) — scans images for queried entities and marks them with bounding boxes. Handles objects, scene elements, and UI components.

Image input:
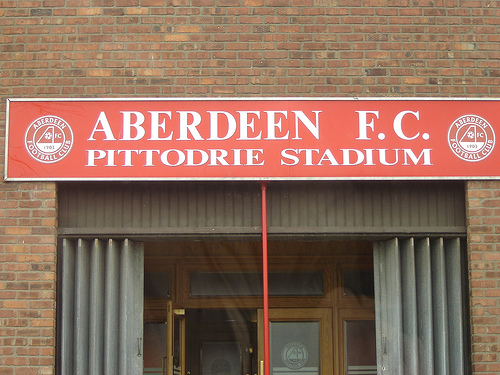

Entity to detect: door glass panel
[201,341,242,375]
[144,322,167,375]
[270,322,320,375]
[344,320,376,375]
[191,272,262,296]
[173,315,184,375]
[343,270,374,297]
[190,271,323,296]
[269,272,323,296]
[190,309,257,375]
[145,271,169,298]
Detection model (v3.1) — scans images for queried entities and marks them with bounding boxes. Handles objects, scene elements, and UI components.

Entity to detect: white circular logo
[24,115,74,163]
[281,342,308,370]
[448,115,495,162]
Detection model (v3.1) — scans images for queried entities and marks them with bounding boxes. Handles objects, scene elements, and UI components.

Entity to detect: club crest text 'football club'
[448,115,495,162]
[24,115,74,163]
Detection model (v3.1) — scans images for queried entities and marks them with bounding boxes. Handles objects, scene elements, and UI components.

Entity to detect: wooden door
[167,301,186,375]
[258,308,333,375]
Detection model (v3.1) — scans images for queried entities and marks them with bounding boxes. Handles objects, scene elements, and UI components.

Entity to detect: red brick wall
[1,0,499,374]
[467,181,500,375]
[0,182,57,375]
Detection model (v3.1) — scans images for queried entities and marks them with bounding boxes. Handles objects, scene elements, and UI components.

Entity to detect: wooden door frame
[335,308,376,375]
[167,301,186,375]
[257,308,333,375]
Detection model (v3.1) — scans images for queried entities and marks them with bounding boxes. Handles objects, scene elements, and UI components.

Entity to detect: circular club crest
[281,342,308,370]
[24,115,74,163]
[448,115,495,162]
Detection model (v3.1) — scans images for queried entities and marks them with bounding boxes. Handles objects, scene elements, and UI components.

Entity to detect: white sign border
[5,97,500,182]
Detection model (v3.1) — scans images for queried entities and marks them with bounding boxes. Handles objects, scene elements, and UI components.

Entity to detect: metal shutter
[58,238,144,375]
[374,237,467,375]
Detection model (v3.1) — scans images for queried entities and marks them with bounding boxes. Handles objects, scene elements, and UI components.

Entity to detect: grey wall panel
[58,182,262,236]
[59,239,144,375]
[374,238,404,375]
[104,240,120,374]
[59,238,75,374]
[58,181,466,237]
[374,237,466,375]
[119,239,144,375]
[415,239,434,373]
[444,237,466,375]
[89,240,105,374]
[267,182,466,234]
[400,239,418,374]
[74,240,90,374]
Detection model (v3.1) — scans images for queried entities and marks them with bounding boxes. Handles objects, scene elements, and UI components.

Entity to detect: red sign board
[4,98,500,180]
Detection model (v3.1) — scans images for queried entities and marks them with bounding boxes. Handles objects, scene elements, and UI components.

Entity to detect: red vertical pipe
[261,182,270,375]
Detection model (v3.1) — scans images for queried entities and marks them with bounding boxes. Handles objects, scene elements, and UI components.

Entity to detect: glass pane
[270,321,320,375]
[173,316,183,375]
[343,269,374,297]
[345,320,376,375]
[145,271,169,298]
[269,272,323,296]
[191,272,262,296]
[192,309,257,375]
[190,271,323,296]
[144,322,167,375]
[201,342,242,375]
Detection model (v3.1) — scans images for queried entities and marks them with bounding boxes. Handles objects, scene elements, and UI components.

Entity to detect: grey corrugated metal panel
[431,238,450,374]
[119,239,144,374]
[59,239,75,374]
[415,239,434,374]
[74,239,90,374]
[104,239,120,373]
[400,239,418,374]
[58,182,262,233]
[387,239,404,374]
[374,237,466,375]
[265,226,466,236]
[58,181,466,236]
[58,238,144,375]
[444,237,467,375]
[89,240,105,374]
[266,181,466,233]
[373,241,384,375]
[374,238,404,375]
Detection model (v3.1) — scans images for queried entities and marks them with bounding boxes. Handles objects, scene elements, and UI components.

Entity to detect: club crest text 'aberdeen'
[448,115,495,162]
[24,115,73,163]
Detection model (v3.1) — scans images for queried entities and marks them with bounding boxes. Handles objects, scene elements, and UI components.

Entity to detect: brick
[1,1,500,374]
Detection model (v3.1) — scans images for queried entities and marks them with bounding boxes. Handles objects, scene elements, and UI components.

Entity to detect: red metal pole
[261,182,270,375]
